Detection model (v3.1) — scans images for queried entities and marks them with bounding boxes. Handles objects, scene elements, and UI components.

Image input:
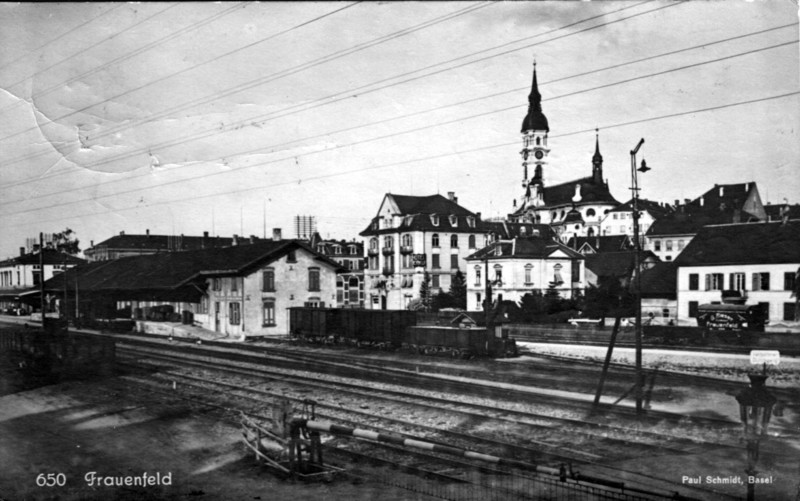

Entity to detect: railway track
[111,338,750,500]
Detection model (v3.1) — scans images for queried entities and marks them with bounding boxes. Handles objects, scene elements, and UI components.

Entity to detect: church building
[509,63,620,241]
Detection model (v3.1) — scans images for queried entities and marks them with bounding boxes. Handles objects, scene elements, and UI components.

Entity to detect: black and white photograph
[0,2,798,500]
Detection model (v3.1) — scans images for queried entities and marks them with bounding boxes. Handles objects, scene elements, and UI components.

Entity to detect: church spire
[592,128,604,184]
[521,61,549,133]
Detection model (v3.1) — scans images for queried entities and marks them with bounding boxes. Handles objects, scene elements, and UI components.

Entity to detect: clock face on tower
[534,150,544,160]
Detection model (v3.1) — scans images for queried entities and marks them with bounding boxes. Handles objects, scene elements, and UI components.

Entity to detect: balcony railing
[367,248,379,256]
[382,247,394,255]
[400,245,413,254]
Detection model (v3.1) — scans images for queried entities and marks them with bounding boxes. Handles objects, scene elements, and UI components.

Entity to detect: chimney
[674,199,679,207]
[19,247,25,256]
[146,229,150,236]
[476,212,481,220]
[700,197,704,207]
[203,231,209,238]
[120,231,125,236]
[249,235,256,244]
[745,183,749,192]
[232,234,239,246]
[719,186,724,197]
[447,191,455,202]
[273,228,282,241]
[90,240,94,247]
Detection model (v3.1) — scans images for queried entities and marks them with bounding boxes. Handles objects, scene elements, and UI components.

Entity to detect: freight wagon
[288,308,517,358]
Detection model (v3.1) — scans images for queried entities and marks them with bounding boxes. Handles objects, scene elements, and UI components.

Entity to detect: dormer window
[430,215,439,226]
[404,215,413,226]
[317,245,326,253]
[333,245,342,254]
[449,215,458,227]
[466,216,475,228]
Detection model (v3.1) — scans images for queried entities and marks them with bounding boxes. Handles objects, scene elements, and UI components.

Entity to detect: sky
[0,1,797,259]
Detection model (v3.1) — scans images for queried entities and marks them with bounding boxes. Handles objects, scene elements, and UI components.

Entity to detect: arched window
[493,264,503,284]
[450,235,458,248]
[402,234,412,247]
[370,238,378,250]
[432,234,440,247]
[587,227,595,237]
[536,137,541,146]
[474,265,482,286]
[383,236,393,248]
[586,208,596,217]
[468,235,476,248]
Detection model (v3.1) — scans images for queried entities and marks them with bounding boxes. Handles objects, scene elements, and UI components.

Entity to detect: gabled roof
[466,236,583,261]
[648,182,763,237]
[85,233,235,253]
[44,240,341,300]
[541,177,619,207]
[0,249,85,268]
[609,198,673,219]
[675,220,800,267]
[565,235,633,254]
[640,261,678,299]
[583,251,658,279]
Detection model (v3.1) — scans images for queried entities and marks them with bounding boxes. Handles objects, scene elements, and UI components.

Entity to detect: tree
[48,228,81,255]
[419,272,432,312]
[448,269,467,310]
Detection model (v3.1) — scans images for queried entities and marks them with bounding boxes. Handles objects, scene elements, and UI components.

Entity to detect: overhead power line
[0,0,644,168]
[0,1,462,148]
[0,28,794,202]
[2,90,796,225]
[0,4,125,74]
[0,3,245,115]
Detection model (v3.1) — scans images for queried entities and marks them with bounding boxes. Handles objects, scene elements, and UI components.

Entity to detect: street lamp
[735,373,777,501]
[630,138,649,416]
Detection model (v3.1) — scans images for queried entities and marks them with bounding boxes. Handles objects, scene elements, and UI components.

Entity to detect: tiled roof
[44,240,340,299]
[648,183,762,236]
[391,194,475,217]
[466,236,583,261]
[609,198,673,218]
[583,251,658,279]
[675,220,800,266]
[565,235,632,253]
[542,177,619,207]
[0,249,85,268]
[640,261,677,299]
[86,233,236,253]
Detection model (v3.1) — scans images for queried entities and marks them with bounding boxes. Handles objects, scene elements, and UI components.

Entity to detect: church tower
[520,62,549,211]
[592,129,603,185]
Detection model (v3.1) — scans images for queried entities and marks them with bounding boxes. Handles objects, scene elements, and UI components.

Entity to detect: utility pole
[629,138,650,416]
[39,232,46,332]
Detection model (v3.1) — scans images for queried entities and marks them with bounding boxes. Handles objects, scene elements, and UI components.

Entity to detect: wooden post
[592,315,622,409]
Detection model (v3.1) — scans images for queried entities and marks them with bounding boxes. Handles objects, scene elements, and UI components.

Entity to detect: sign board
[750,350,780,365]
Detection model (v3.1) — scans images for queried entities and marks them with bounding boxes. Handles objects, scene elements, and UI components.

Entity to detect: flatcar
[288,307,517,358]
[696,303,767,332]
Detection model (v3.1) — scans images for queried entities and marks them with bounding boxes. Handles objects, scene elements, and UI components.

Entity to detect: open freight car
[288,308,516,358]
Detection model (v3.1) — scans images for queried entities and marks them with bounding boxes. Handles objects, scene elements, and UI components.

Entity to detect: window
[431,274,440,288]
[212,278,221,291]
[677,240,685,250]
[705,273,724,291]
[729,272,745,291]
[201,296,209,314]
[476,293,482,308]
[784,303,796,321]
[662,308,670,319]
[432,234,440,247]
[689,273,699,291]
[468,235,476,249]
[493,265,502,284]
[263,300,276,326]
[784,272,796,291]
[688,301,699,318]
[666,240,673,251]
[287,250,297,263]
[450,255,459,269]
[524,264,533,284]
[231,277,238,292]
[432,254,440,269]
[467,216,475,228]
[474,266,481,286]
[349,246,358,255]
[654,240,661,252]
[229,302,241,325]
[449,215,458,227]
[613,214,618,220]
[370,238,378,250]
[304,298,324,308]
[402,234,412,247]
[571,261,580,283]
[383,236,393,249]
[752,272,770,291]
[336,278,344,304]
[450,235,458,248]
[586,208,596,217]
[553,264,563,285]
[308,268,320,291]
[620,225,626,233]
[430,215,440,226]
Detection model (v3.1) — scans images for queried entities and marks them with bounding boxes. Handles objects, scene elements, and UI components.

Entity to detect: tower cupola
[521,62,549,133]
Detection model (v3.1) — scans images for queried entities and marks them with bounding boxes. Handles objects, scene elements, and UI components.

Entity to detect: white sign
[750,350,780,365]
